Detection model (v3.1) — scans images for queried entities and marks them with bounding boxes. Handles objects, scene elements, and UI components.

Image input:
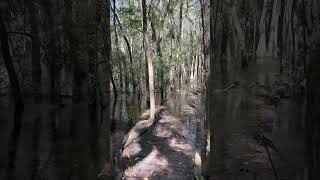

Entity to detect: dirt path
[118,89,202,180]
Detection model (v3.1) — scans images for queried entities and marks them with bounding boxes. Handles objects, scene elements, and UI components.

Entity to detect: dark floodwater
[0,58,309,180]
[209,58,307,180]
[0,98,108,180]
[0,84,203,180]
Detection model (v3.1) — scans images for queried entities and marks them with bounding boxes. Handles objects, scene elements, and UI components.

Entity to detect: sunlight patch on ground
[124,146,169,178]
[153,123,173,137]
[152,113,178,137]
[182,105,196,116]
[168,137,193,154]
[122,142,142,158]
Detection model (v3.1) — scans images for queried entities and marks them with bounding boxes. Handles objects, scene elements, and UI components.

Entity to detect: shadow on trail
[121,112,195,179]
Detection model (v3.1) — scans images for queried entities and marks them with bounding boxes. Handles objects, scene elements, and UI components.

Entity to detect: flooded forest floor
[0,58,306,180]
[112,58,306,180]
[209,58,306,180]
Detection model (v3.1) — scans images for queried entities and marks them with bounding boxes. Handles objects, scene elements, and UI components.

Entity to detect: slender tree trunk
[112,0,123,92]
[123,36,136,92]
[43,0,59,104]
[278,0,285,73]
[150,19,165,101]
[231,3,247,68]
[144,44,150,106]
[27,0,41,102]
[220,3,228,73]
[138,43,143,99]
[290,0,296,74]
[200,0,206,62]
[109,62,117,99]
[142,0,155,121]
[257,0,268,57]
[123,57,129,94]
[178,0,183,43]
[0,13,23,109]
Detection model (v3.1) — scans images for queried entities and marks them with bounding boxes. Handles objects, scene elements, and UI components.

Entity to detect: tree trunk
[278,0,284,73]
[206,0,215,177]
[142,0,156,121]
[231,3,247,68]
[305,1,320,178]
[220,3,228,73]
[87,0,98,127]
[109,62,117,99]
[123,36,136,93]
[42,0,59,104]
[27,0,41,102]
[0,13,23,109]
[144,44,150,107]
[178,0,183,43]
[112,0,123,92]
[306,46,320,180]
[200,0,209,79]
[257,0,269,57]
[64,0,83,103]
[150,18,165,101]
[97,0,112,177]
[123,56,129,94]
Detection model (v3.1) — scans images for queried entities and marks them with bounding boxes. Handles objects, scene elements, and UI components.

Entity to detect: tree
[63,0,85,103]
[87,0,98,125]
[0,12,23,110]
[27,0,41,102]
[112,0,136,93]
[306,45,320,180]
[305,1,320,179]
[149,4,165,100]
[142,0,156,121]
[42,0,60,104]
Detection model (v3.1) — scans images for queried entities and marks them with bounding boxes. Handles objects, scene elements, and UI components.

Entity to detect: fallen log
[140,105,165,120]
[122,120,153,148]
[122,105,165,148]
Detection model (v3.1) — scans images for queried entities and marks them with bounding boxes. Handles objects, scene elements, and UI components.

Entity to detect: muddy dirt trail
[116,86,204,180]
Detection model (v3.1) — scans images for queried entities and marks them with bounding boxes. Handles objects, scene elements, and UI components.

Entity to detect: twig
[262,135,280,180]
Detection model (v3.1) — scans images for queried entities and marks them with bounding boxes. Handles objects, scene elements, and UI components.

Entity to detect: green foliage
[112,0,204,91]
[176,46,191,62]
[119,5,142,34]
[194,166,206,180]
[111,50,126,74]
[153,55,170,89]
